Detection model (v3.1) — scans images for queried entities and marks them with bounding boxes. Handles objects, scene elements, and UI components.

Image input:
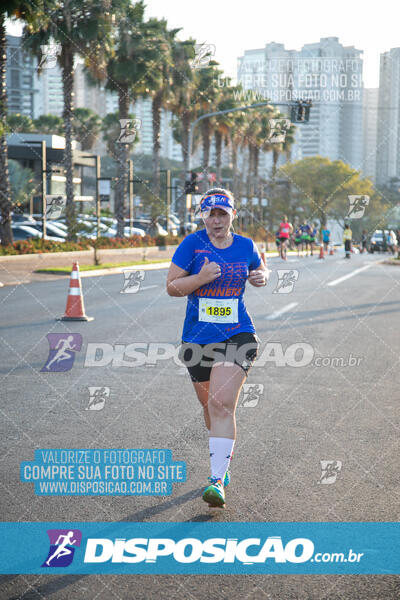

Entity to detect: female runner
[166,188,270,507]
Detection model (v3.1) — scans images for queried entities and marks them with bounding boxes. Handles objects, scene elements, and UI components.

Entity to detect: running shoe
[223,470,230,487]
[202,477,225,507]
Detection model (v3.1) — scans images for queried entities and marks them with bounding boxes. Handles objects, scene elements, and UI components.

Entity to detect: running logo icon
[273,270,299,294]
[86,386,110,410]
[120,269,145,294]
[38,44,61,69]
[268,119,291,144]
[190,43,216,69]
[240,384,264,407]
[45,195,66,220]
[318,460,342,485]
[41,333,82,372]
[42,529,82,567]
[346,195,369,219]
[117,119,141,144]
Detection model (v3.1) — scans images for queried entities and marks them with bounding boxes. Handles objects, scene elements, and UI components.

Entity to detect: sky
[6,0,400,88]
[142,0,400,88]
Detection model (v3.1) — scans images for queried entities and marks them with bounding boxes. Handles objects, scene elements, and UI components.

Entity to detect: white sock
[209,437,235,481]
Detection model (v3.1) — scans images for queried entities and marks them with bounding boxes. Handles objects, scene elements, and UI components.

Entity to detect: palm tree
[6,112,35,132]
[105,1,157,236]
[0,1,46,245]
[72,108,102,151]
[243,112,261,201]
[196,62,222,192]
[23,0,114,239]
[213,86,236,185]
[33,114,64,136]
[260,110,296,231]
[169,38,198,225]
[144,19,180,199]
[229,107,246,201]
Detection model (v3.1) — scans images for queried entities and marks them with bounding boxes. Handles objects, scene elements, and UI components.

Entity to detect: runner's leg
[193,381,210,430]
[208,362,246,440]
[205,362,246,482]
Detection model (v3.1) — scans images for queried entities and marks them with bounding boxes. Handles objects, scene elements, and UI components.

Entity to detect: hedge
[0,230,269,256]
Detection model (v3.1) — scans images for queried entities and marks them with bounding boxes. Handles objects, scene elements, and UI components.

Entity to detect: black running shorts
[179,331,260,383]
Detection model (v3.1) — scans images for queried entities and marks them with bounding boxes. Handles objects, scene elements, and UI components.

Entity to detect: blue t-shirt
[300,224,310,235]
[322,228,330,242]
[171,229,262,343]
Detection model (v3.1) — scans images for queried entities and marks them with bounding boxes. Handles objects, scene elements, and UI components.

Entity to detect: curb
[79,262,172,278]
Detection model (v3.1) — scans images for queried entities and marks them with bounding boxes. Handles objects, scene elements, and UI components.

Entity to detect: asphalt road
[1,251,400,599]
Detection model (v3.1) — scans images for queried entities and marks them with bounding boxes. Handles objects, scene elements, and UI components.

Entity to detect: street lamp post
[160,169,172,235]
[84,154,101,238]
[22,140,47,239]
[129,159,134,236]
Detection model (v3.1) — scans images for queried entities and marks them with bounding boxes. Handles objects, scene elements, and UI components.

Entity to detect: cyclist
[278,215,293,260]
[166,188,270,508]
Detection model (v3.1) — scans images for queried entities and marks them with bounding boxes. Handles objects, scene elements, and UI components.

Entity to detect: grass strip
[35,259,169,274]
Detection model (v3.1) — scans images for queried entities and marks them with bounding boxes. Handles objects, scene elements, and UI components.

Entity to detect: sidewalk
[0,243,288,286]
[0,245,177,286]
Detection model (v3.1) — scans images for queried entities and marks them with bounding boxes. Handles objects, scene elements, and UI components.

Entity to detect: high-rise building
[238,37,364,173]
[35,63,64,118]
[6,35,39,118]
[376,48,400,186]
[362,89,378,182]
[128,97,182,162]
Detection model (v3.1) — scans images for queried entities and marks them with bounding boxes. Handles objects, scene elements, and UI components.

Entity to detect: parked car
[157,217,178,236]
[369,230,389,253]
[124,219,167,237]
[62,217,146,238]
[54,218,97,240]
[185,221,198,233]
[105,226,146,238]
[12,213,37,225]
[27,221,68,239]
[11,225,65,243]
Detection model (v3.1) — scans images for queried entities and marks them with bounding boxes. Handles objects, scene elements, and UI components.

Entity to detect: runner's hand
[248,269,267,286]
[199,257,221,284]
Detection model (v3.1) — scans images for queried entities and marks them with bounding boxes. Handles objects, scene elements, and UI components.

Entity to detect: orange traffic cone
[329,244,334,255]
[58,262,93,321]
[318,244,324,259]
[260,242,266,265]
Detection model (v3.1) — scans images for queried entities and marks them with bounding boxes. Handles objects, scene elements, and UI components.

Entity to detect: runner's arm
[248,259,270,287]
[166,263,207,297]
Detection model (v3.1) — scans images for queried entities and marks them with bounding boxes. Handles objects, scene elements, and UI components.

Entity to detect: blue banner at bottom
[1,522,399,574]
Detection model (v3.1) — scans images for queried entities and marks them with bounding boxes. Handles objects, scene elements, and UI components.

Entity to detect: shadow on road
[263,300,400,331]
[0,487,206,599]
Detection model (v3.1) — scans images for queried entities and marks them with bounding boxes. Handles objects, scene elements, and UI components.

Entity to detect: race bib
[198,298,239,323]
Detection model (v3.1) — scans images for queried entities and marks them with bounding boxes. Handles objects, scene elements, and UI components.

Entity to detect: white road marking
[327,261,382,287]
[139,285,159,291]
[266,302,298,320]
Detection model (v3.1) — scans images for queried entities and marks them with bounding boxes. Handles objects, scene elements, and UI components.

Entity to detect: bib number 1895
[206,306,232,317]
[199,298,238,323]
